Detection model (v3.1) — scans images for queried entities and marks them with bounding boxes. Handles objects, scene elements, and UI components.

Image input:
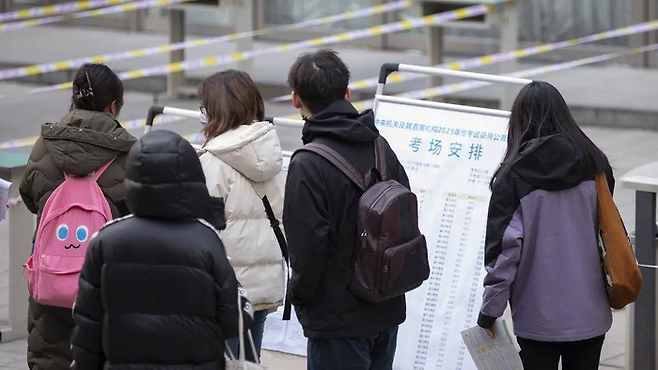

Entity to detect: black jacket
[72,130,247,370]
[283,100,410,339]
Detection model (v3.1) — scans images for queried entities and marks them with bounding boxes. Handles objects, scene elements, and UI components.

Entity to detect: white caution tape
[0,0,412,80]
[0,0,134,23]
[270,19,658,102]
[0,0,192,32]
[19,4,490,95]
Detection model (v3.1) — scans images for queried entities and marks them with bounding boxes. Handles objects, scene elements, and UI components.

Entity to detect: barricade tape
[19,4,490,95]
[270,19,658,102]
[0,0,411,80]
[0,0,134,23]
[0,0,192,32]
[1,42,656,151]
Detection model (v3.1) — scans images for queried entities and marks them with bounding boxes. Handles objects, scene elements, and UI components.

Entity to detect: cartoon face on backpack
[43,207,107,255]
[55,222,90,250]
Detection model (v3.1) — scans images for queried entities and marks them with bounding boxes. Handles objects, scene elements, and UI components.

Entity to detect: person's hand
[484,328,495,340]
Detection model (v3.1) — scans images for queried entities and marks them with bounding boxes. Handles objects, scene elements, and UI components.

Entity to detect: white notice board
[262,98,510,369]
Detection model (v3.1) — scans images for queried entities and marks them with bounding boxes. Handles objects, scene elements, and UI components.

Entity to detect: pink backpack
[24,158,115,308]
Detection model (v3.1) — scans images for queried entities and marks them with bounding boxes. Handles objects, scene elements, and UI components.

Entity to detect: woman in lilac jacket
[477,81,613,370]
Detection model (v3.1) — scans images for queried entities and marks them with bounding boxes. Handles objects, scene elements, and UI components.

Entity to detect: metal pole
[236,0,255,74]
[376,94,511,118]
[498,1,520,110]
[630,0,650,68]
[162,106,201,119]
[371,0,390,49]
[650,0,657,68]
[422,2,444,102]
[0,0,12,13]
[631,190,657,369]
[397,63,531,86]
[167,9,186,98]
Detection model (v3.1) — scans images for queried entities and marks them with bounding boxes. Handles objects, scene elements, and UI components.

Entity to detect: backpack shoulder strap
[374,136,388,181]
[298,143,366,191]
[93,157,117,181]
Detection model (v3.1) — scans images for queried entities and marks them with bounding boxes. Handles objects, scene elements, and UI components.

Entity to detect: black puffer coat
[71,130,248,370]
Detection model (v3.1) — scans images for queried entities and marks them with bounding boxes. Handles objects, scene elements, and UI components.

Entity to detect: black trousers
[517,335,605,370]
[307,327,398,370]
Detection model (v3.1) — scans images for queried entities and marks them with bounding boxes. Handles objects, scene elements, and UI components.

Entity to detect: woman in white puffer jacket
[197,69,285,362]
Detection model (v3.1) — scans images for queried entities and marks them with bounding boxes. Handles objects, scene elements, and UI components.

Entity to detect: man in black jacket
[283,49,410,370]
[71,130,252,370]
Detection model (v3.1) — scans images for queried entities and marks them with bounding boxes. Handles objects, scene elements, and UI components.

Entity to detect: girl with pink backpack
[18,63,136,370]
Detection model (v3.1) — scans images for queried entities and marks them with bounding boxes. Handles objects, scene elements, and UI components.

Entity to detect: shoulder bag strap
[260,195,292,321]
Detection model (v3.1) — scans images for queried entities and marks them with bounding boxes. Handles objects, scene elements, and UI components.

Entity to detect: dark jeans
[517,335,605,370]
[226,309,269,362]
[307,326,398,370]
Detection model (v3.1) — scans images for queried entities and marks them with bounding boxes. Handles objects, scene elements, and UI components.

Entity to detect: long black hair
[490,81,608,190]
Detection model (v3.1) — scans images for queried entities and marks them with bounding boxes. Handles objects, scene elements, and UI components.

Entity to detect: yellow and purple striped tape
[0,0,135,23]
[5,44,655,150]
[2,43,655,150]
[0,0,193,32]
[270,19,658,102]
[0,0,412,80]
[3,16,657,149]
[18,4,490,95]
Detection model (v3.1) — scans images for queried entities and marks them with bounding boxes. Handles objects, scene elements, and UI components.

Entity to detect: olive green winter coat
[19,109,136,370]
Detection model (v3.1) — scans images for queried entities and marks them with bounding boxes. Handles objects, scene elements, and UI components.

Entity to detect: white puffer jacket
[199,121,285,311]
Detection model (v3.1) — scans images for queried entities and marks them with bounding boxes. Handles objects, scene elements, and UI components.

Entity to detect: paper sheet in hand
[0,179,11,222]
[461,320,523,370]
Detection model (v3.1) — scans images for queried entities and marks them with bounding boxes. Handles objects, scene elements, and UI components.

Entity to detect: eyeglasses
[199,105,208,126]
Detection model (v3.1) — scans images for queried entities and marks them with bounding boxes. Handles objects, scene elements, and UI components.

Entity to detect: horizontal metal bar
[162,106,201,119]
[156,108,303,129]
[375,95,511,118]
[397,63,533,86]
[271,118,305,128]
[282,150,294,157]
